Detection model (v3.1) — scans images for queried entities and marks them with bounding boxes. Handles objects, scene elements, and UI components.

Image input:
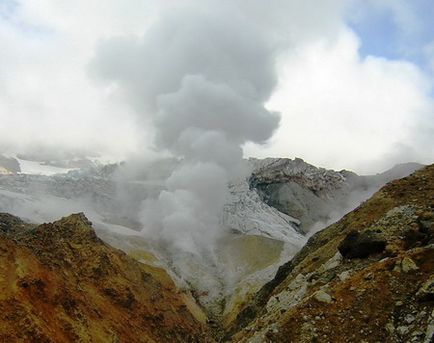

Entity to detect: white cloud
[0,1,433,173]
[0,1,153,157]
[245,29,434,174]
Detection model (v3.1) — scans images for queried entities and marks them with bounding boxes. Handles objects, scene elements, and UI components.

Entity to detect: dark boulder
[338,230,386,258]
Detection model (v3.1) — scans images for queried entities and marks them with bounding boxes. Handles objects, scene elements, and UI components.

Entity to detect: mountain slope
[249,157,423,232]
[229,164,434,342]
[0,213,211,342]
[0,157,424,325]
[0,162,432,342]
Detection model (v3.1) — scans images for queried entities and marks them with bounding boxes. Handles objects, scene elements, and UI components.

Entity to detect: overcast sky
[0,0,433,174]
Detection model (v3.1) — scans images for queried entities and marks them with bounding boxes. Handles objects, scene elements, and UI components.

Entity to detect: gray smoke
[91,1,286,254]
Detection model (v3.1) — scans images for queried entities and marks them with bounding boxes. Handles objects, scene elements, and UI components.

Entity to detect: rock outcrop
[249,157,423,232]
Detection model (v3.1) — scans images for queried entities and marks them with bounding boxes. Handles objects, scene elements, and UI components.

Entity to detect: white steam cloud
[91,1,282,253]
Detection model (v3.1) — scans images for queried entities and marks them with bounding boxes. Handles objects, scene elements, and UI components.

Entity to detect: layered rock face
[0,213,211,342]
[249,157,423,232]
[228,164,434,343]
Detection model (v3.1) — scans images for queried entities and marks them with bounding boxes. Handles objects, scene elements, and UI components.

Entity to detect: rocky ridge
[228,164,434,342]
[0,213,211,342]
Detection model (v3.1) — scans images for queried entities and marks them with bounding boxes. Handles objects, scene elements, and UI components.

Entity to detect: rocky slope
[0,162,305,319]
[0,157,424,326]
[249,157,423,232]
[0,213,211,342]
[228,164,434,342]
[0,160,431,342]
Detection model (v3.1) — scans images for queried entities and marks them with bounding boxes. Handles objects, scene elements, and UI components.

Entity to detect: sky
[0,0,433,174]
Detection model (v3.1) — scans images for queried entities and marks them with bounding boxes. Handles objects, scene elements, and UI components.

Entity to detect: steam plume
[91,1,281,254]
